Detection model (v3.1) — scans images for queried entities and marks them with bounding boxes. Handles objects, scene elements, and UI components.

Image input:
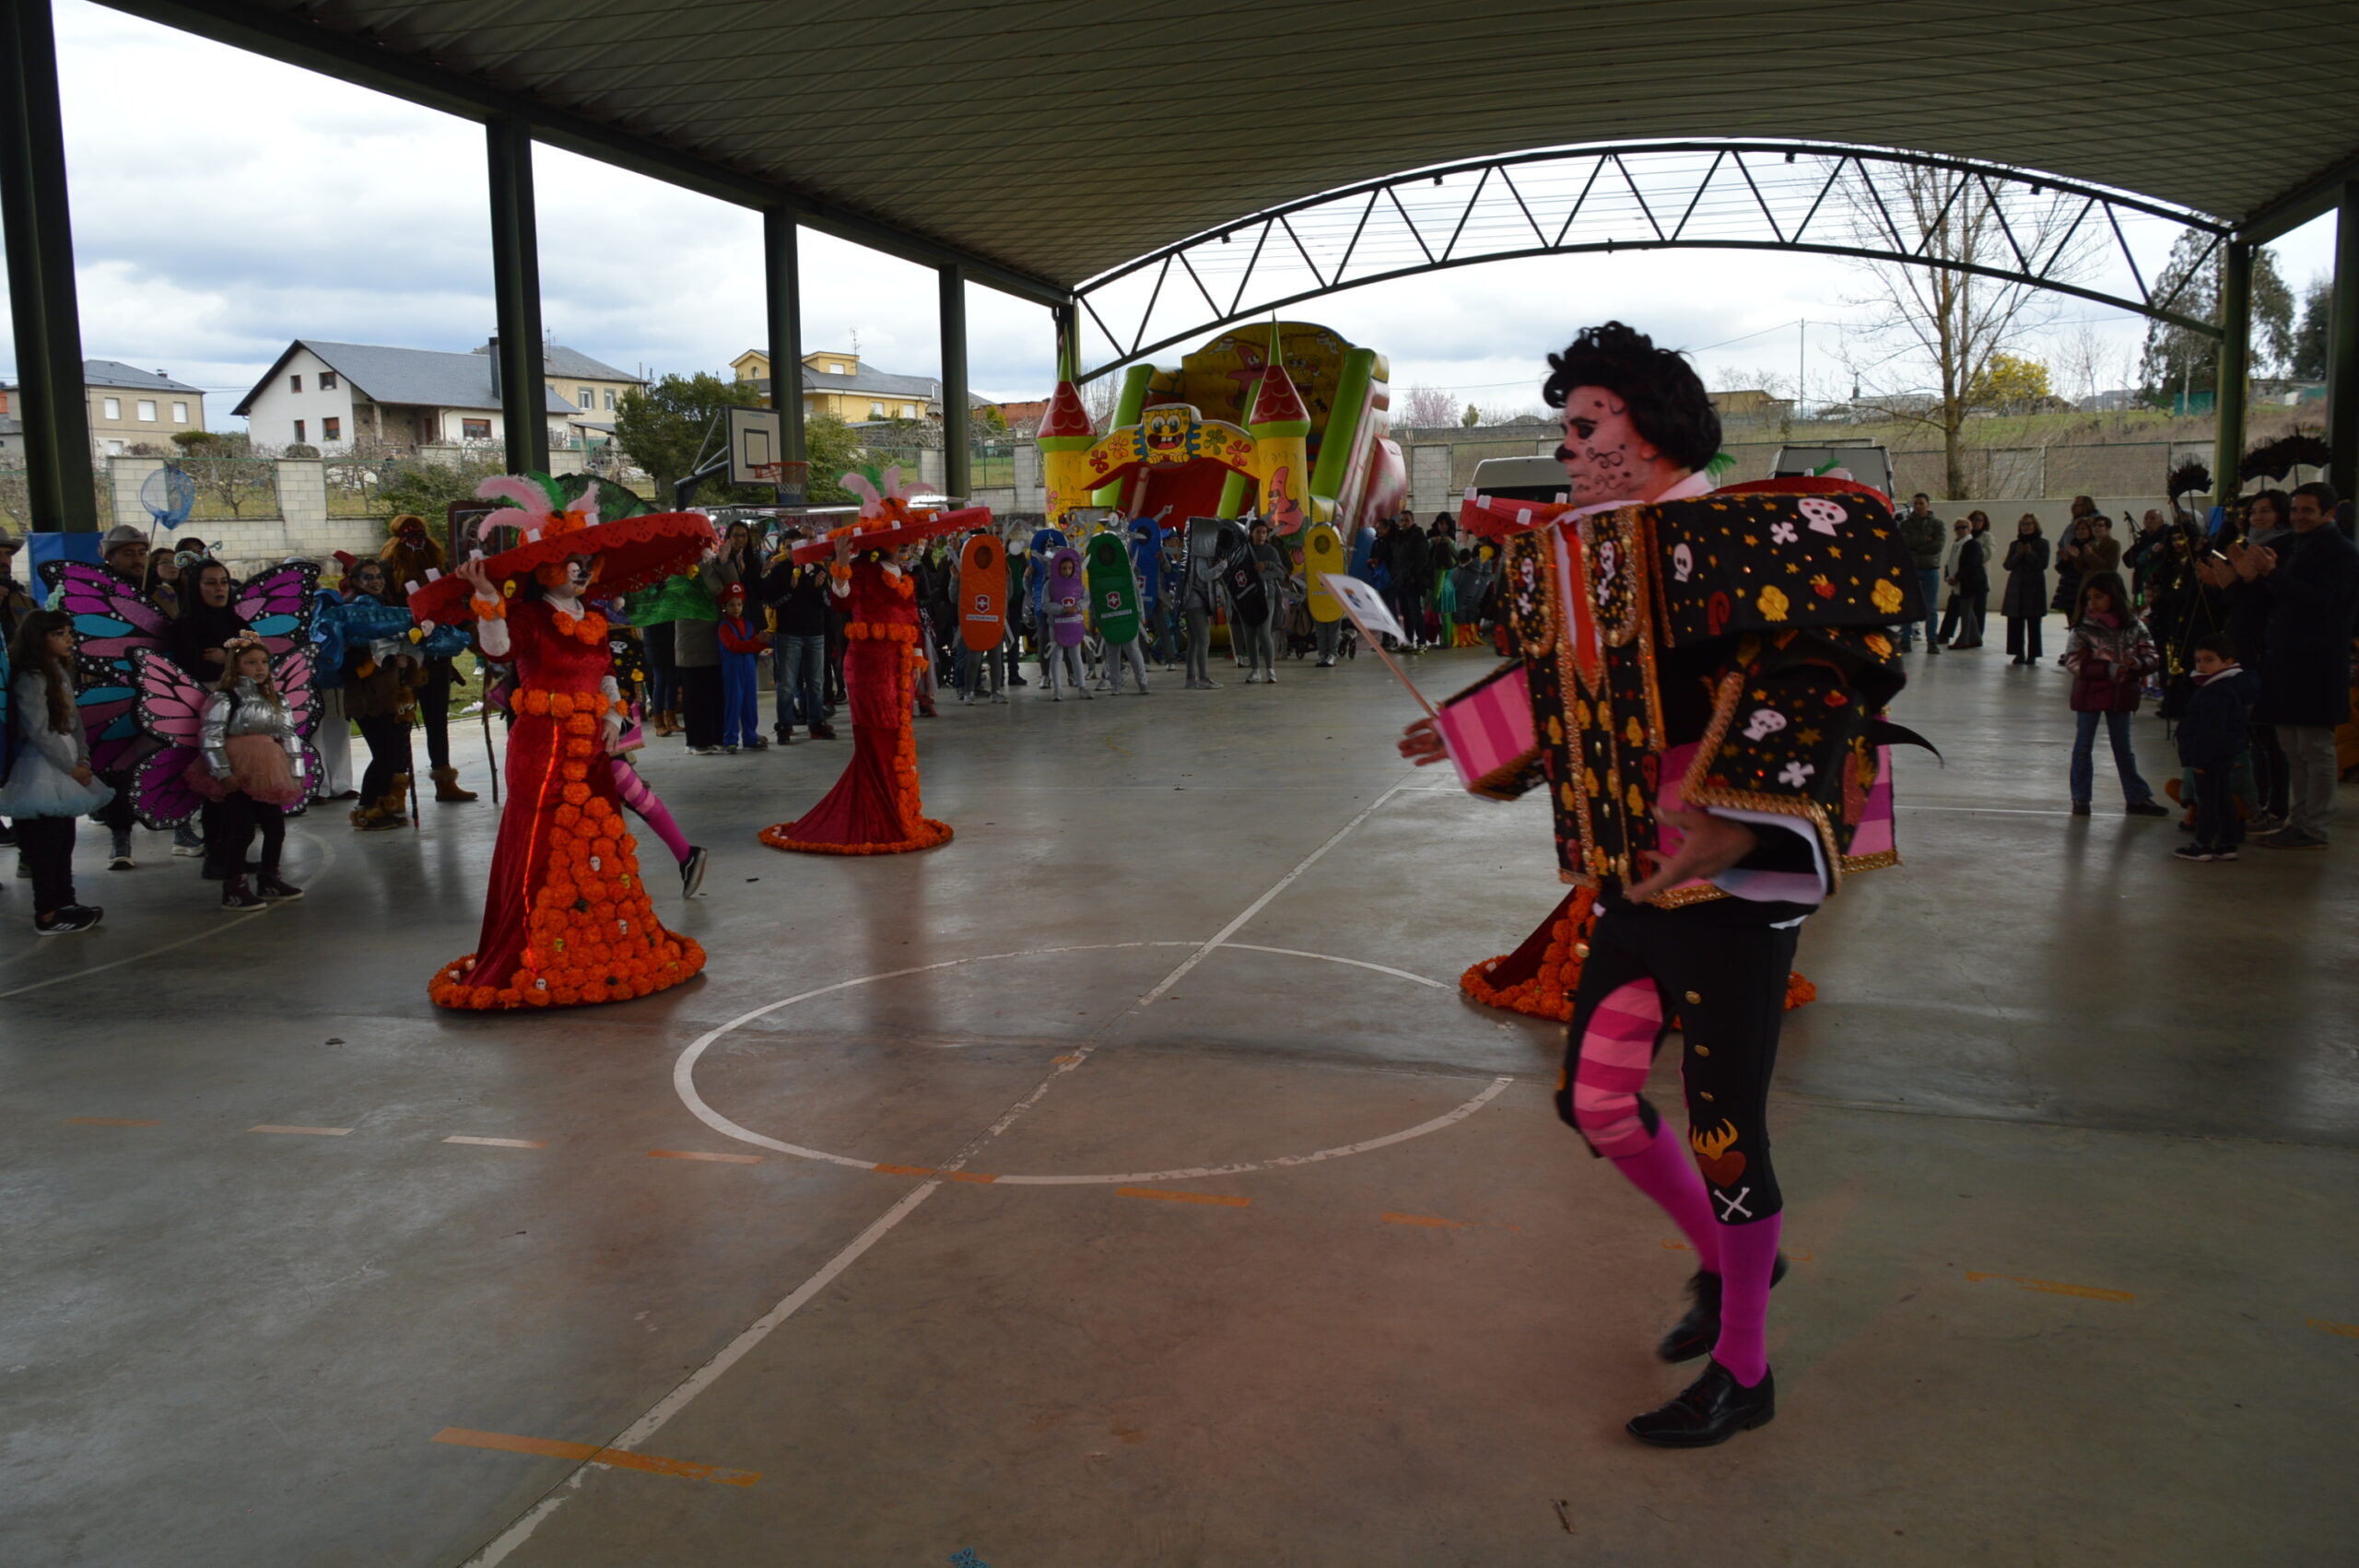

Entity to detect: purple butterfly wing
[234,562,321,662]
[74,655,154,777]
[287,743,322,818]
[131,743,205,830]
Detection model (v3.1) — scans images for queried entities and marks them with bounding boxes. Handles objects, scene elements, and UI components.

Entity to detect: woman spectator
[2207,491,2292,827]
[2062,570,2168,818]
[167,559,253,864]
[1935,518,1972,643]
[144,546,183,618]
[316,556,425,831]
[1948,511,1993,648]
[2052,516,2095,627]
[2001,514,2050,664]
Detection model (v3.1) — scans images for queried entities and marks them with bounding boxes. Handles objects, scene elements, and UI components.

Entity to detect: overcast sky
[1,0,2340,430]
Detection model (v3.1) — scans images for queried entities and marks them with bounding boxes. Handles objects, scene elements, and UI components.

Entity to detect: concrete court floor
[1,638,2353,1568]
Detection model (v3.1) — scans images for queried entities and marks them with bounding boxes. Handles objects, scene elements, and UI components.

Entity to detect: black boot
[1627,1360,1775,1447]
[1657,1252,1789,1363]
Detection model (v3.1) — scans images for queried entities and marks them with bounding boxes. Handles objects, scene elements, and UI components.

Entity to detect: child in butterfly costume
[1401,322,1926,1450]
[410,474,715,1011]
[41,542,323,865]
[192,637,309,908]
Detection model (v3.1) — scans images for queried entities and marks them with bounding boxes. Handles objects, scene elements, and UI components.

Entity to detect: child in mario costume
[1401,322,1926,1449]
[714,581,770,753]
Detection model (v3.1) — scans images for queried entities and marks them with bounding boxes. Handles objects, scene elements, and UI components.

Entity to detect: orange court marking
[64,1117,160,1127]
[431,1427,758,1486]
[1966,1271,2134,1303]
[1380,1212,1473,1229]
[249,1125,352,1137]
[445,1136,549,1150]
[871,1163,996,1183]
[649,1150,761,1164]
[1118,1187,1250,1207]
[2308,1318,2359,1339]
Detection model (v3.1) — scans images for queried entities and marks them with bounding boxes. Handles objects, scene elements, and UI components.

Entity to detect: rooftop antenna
[849,329,860,354]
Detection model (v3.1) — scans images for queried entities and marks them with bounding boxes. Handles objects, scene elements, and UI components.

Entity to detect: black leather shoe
[1627,1360,1775,1447]
[1657,1252,1789,1363]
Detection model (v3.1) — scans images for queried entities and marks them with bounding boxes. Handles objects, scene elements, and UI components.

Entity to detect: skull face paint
[1554,386,1654,508]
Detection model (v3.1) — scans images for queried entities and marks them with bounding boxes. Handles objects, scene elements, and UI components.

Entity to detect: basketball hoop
[751,460,807,488]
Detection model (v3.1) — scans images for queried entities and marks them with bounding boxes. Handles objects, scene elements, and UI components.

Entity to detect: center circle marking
[674,942,1513,1186]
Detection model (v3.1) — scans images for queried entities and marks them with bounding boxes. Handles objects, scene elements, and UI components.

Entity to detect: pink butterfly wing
[233,562,321,662]
[133,648,209,747]
[48,560,168,665]
[272,646,323,740]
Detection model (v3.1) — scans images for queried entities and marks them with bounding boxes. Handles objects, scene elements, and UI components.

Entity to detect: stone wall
[107,454,386,573]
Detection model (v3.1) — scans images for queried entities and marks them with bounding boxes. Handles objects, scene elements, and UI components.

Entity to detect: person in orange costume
[412,474,713,1011]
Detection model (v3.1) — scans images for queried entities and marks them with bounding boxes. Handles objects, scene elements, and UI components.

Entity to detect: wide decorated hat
[407,474,716,626]
[788,464,991,564]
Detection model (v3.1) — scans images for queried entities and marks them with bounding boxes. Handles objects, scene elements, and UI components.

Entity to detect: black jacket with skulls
[1469,481,1922,909]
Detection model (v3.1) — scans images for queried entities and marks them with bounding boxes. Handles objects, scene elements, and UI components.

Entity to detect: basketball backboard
[726,405,784,486]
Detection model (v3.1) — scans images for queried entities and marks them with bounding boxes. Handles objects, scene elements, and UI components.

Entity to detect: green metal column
[1053,300,1081,382]
[0,0,97,532]
[486,118,548,474]
[2328,181,2359,499]
[2211,239,2251,510]
[938,265,970,498]
[762,208,806,498]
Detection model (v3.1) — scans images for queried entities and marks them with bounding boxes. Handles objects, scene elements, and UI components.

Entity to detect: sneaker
[35,906,101,936]
[2124,799,2169,817]
[1926,643,1942,655]
[2172,844,2220,862]
[690,746,723,756]
[680,845,709,899]
[219,877,265,911]
[2244,813,2283,836]
[2256,827,2327,850]
[109,852,136,870]
[1316,657,1335,668]
[992,692,1008,705]
[171,839,204,858]
[747,736,769,751]
[254,873,304,901]
[721,745,740,755]
[2211,848,2239,861]
[1007,674,1028,688]
[2071,802,2091,817]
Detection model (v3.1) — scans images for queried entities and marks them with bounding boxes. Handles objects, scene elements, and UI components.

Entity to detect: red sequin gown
[761,561,951,854]
[430,599,706,1010]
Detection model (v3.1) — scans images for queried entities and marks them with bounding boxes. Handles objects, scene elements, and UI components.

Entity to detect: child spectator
[714,581,770,754]
[2172,632,2259,862]
[2062,571,2169,817]
[1,609,110,933]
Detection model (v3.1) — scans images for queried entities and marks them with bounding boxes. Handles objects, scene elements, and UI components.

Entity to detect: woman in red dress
[412,476,714,1010]
[761,532,951,855]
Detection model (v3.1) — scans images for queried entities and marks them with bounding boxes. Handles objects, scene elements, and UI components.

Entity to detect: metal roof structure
[93,0,2359,294]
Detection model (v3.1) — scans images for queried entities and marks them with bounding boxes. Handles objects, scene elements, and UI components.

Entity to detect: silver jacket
[202,679,304,780]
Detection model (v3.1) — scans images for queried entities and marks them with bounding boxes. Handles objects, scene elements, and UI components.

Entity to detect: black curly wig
[1541,322,1721,473]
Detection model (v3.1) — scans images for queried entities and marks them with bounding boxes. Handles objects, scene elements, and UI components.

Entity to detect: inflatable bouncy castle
[1038,321,1406,534]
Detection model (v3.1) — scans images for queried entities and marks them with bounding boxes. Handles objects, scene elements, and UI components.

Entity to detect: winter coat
[2254,523,2359,727]
[1898,511,1946,569]
[1953,532,1990,595]
[2064,609,2158,714]
[2001,535,2049,618]
[2176,664,2259,766]
[2051,532,2095,614]
[669,562,732,669]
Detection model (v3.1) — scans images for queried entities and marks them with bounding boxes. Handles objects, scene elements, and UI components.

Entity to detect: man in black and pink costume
[1402,322,1924,1446]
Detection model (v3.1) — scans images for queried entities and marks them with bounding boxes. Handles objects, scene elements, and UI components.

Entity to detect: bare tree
[1709,366,1795,398]
[1400,383,1460,428]
[1082,375,1123,434]
[1837,164,2094,497]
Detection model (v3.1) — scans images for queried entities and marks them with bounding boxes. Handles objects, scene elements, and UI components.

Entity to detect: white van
[1466,455,1568,506]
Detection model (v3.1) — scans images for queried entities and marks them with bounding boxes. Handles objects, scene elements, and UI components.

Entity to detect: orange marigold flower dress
[430,598,707,1009]
[1461,887,1814,1023]
[761,559,950,855]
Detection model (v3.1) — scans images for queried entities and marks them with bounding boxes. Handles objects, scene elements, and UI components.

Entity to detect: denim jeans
[1906,568,1941,645]
[2071,709,2153,804]
[774,634,827,729]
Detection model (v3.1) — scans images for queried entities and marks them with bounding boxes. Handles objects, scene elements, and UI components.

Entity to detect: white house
[230,339,643,452]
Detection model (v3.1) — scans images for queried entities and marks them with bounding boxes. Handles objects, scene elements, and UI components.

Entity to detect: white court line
[462,1182,938,1567]
[1135,778,1413,1009]
[472,787,1435,1562]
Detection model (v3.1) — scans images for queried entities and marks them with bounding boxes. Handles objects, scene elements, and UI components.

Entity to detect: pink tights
[610,760,690,865]
[1572,977,1778,1384]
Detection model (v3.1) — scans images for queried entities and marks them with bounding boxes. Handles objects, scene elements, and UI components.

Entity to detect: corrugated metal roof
[83,360,205,392]
[753,365,942,401]
[232,340,584,415]
[171,0,2359,287]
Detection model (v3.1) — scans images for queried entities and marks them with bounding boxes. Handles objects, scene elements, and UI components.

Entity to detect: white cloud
[1,0,2341,430]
